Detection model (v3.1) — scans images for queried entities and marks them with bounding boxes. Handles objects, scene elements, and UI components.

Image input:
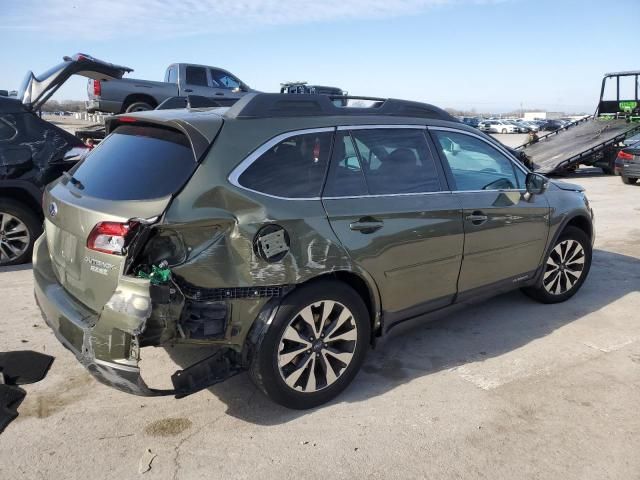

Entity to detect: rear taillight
[93,79,101,97]
[617,150,633,161]
[87,221,136,255]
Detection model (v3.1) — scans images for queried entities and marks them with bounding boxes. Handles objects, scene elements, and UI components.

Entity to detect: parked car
[521,120,540,132]
[34,93,594,409]
[541,119,565,131]
[622,132,640,147]
[86,62,254,113]
[462,117,481,128]
[0,54,128,265]
[479,120,518,133]
[505,120,529,133]
[615,147,640,184]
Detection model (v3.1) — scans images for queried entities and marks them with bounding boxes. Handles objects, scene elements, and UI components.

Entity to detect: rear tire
[124,101,154,113]
[0,199,41,266]
[622,176,638,185]
[522,226,591,304]
[249,280,370,409]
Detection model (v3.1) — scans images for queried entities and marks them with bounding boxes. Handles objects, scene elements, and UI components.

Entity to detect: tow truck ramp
[518,116,640,174]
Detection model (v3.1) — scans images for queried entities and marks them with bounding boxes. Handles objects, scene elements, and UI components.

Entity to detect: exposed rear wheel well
[565,215,592,241]
[122,94,158,112]
[0,188,42,220]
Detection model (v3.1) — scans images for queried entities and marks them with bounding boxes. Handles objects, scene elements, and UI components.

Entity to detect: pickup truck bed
[520,117,640,174]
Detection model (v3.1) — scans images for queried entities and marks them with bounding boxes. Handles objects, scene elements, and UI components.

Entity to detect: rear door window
[350,128,442,195]
[237,131,333,198]
[323,131,368,197]
[185,66,208,86]
[70,125,196,200]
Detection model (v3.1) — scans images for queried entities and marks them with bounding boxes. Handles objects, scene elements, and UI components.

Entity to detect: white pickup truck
[86,62,254,113]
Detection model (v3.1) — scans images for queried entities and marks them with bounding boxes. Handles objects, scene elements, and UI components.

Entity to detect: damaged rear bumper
[32,235,243,397]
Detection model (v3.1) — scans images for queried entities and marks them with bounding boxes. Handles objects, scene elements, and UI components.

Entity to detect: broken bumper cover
[33,237,242,398]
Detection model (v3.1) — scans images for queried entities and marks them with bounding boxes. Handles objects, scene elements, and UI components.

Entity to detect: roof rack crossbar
[224,93,456,122]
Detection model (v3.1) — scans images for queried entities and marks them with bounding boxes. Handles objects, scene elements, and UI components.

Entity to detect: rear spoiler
[105,114,215,161]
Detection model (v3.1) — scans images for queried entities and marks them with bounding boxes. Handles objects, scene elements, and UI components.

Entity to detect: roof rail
[224,93,457,122]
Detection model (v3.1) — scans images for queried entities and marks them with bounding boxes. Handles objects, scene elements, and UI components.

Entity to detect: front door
[430,128,550,296]
[322,127,464,324]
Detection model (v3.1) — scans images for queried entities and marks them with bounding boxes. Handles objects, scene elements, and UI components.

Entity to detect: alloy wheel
[277,300,358,393]
[543,239,585,295]
[0,212,30,265]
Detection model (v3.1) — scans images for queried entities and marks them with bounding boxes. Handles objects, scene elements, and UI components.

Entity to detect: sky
[1,0,638,113]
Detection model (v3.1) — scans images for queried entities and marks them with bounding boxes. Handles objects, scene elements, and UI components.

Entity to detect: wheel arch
[121,94,158,112]
[564,214,593,241]
[534,212,593,285]
[0,183,43,220]
[243,268,383,362]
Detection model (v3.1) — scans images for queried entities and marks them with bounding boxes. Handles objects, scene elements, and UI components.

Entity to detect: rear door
[429,127,550,296]
[19,53,132,110]
[43,123,210,312]
[181,66,213,97]
[322,126,464,324]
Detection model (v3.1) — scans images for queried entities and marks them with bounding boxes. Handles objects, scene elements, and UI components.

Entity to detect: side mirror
[525,172,548,195]
[233,83,248,93]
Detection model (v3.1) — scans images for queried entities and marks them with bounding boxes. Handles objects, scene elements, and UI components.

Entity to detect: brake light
[117,116,137,123]
[87,221,136,255]
[93,79,101,96]
[617,150,633,161]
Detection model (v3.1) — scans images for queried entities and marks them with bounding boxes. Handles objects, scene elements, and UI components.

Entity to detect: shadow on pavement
[0,264,33,274]
[166,248,640,425]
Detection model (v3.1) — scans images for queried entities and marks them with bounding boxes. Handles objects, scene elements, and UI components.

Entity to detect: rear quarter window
[70,125,196,200]
[237,131,333,198]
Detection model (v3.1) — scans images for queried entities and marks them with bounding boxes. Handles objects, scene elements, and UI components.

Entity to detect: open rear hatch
[43,117,219,314]
[18,53,132,111]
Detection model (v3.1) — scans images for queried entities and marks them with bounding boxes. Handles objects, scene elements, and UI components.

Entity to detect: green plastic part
[137,262,172,285]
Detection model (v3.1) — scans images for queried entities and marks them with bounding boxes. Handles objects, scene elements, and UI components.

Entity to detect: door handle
[466,211,488,225]
[349,217,383,234]
[215,92,224,96]
[184,88,193,93]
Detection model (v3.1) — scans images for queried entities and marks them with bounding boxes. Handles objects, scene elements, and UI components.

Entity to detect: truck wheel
[125,101,154,113]
[622,176,638,185]
[0,199,42,266]
[521,226,591,304]
[249,280,370,409]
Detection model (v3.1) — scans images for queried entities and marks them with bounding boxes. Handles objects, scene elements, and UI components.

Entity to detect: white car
[479,120,518,134]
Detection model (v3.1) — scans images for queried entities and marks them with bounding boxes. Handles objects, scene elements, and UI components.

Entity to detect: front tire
[249,280,370,409]
[622,176,638,185]
[522,226,591,304]
[0,199,41,266]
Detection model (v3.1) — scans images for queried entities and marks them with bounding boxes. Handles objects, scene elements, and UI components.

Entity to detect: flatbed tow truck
[517,71,640,175]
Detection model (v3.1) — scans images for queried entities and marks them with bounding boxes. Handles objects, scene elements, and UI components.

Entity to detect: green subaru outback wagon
[33,94,594,409]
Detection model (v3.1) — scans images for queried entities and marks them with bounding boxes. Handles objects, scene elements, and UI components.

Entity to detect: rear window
[70,125,196,200]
